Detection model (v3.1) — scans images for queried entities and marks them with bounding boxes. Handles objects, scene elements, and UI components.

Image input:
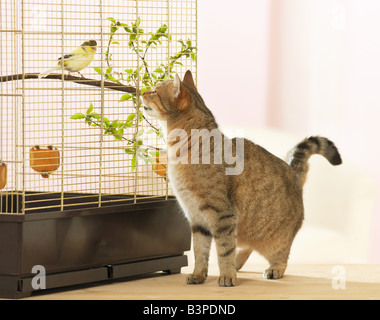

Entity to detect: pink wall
[198,0,270,127]
[198,0,380,262]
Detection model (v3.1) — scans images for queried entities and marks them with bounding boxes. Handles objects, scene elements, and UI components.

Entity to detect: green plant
[71,17,196,171]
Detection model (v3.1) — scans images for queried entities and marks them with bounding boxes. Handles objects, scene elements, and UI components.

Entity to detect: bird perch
[0,73,139,95]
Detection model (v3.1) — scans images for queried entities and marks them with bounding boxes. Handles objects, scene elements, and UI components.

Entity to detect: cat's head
[142,70,201,121]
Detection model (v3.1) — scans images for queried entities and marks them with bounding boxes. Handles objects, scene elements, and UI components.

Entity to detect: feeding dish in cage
[30,146,60,178]
[0,162,6,189]
[153,151,167,178]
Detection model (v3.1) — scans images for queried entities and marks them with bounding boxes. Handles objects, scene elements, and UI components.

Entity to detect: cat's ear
[173,74,182,98]
[173,73,190,110]
[183,70,197,91]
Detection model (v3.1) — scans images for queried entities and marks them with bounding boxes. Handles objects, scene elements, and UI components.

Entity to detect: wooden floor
[22,263,380,300]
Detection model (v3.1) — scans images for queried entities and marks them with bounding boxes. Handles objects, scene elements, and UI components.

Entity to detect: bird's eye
[152,90,157,94]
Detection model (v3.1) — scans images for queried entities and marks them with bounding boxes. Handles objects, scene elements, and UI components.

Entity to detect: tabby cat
[142,70,342,287]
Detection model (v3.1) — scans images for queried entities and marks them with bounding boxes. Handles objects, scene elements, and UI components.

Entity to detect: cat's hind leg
[263,246,291,279]
[235,247,253,271]
[264,264,287,279]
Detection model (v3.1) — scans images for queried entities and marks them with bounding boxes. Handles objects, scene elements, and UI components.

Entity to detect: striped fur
[287,136,342,186]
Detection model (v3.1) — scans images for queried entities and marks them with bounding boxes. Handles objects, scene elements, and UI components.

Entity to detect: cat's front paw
[186,273,207,285]
[218,274,237,287]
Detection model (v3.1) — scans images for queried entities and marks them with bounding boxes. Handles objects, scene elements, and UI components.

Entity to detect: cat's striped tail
[287,136,342,187]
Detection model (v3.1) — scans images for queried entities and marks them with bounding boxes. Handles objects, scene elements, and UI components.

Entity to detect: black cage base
[0,255,187,299]
[0,194,191,299]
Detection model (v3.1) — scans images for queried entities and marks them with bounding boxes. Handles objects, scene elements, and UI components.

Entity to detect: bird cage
[0,0,196,298]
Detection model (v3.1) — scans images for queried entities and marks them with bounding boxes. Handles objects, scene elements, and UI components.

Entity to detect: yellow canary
[38,40,97,79]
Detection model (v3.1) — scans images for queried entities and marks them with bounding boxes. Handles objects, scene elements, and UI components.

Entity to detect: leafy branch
[71,17,196,171]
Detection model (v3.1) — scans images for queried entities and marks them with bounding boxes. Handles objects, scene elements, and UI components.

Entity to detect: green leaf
[114,128,124,140]
[125,148,135,154]
[70,113,85,119]
[85,115,93,125]
[140,87,150,94]
[157,25,168,35]
[104,73,116,81]
[94,67,102,74]
[103,117,110,127]
[110,119,119,128]
[107,17,116,24]
[119,94,132,102]
[86,103,93,115]
[131,154,137,171]
[157,127,165,139]
[127,114,135,121]
[108,77,120,83]
[149,151,161,157]
[154,68,164,73]
[90,112,101,120]
[136,129,144,139]
[124,121,133,127]
[145,156,154,164]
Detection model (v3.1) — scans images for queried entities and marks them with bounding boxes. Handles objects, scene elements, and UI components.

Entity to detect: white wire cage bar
[0,0,197,214]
